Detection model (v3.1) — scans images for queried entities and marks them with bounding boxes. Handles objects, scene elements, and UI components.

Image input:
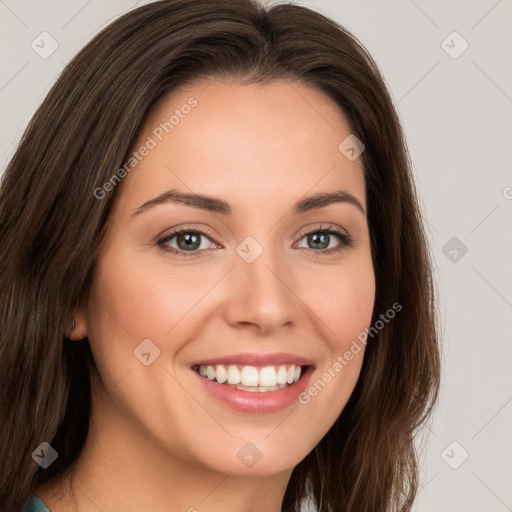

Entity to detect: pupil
[309,232,329,249]
[178,233,200,250]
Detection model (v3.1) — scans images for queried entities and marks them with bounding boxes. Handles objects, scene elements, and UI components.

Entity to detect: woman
[0,0,441,511]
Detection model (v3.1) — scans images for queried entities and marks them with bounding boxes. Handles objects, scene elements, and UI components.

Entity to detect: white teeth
[259,385,281,392]
[235,383,286,392]
[240,366,259,386]
[196,363,305,390]
[215,365,227,384]
[276,365,288,385]
[227,365,241,384]
[206,365,216,380]
[259,366,277,387]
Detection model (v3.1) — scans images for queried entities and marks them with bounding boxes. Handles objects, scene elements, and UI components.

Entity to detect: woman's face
[81,79,375,477]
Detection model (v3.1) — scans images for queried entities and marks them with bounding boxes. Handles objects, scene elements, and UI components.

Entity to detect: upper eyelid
[296,223,349,238]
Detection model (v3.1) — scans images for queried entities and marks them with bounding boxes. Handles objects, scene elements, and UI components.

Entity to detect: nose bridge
[225,234,296,332]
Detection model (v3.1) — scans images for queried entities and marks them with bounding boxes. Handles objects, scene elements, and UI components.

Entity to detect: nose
[223,241,299,335]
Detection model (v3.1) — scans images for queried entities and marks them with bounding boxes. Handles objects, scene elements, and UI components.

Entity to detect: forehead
[116,79,366,215]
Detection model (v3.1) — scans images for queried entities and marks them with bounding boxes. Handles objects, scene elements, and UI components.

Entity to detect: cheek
[331,277,375,346]
[89,246,210,345]
[303,256,376,348]
[294,258,375,428]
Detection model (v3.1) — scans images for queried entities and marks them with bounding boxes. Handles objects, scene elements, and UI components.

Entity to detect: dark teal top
[24,495,49,512]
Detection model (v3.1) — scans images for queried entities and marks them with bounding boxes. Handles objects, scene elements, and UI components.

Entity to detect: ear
[65,309,88,340]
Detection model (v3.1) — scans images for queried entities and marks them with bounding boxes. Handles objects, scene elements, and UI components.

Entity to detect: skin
[36,79,376,511]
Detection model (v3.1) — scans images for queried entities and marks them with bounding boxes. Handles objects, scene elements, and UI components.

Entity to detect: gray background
[1,1,511,511]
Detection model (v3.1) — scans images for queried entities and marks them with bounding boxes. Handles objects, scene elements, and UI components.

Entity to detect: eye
[295,225,354,255]
[157,227,217,257]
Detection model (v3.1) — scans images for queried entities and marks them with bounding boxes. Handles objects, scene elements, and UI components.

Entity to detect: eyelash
[156,224,354,258]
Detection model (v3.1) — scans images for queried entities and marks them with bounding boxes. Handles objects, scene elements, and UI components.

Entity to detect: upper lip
[191,352,314,368]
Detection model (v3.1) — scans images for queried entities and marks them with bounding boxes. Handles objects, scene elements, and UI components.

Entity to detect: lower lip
[192,366,314,414]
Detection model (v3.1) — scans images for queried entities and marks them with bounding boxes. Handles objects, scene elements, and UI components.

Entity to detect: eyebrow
[132,188,366,217]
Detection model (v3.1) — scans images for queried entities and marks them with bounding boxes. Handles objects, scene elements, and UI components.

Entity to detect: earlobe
[65,310,88,340]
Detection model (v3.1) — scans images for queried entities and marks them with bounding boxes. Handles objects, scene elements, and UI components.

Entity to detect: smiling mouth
[191,363,309,392]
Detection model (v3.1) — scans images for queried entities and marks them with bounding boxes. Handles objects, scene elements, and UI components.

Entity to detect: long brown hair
[0,1,441,510]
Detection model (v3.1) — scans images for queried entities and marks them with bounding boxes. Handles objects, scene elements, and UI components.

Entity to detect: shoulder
[24,495,50,512]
